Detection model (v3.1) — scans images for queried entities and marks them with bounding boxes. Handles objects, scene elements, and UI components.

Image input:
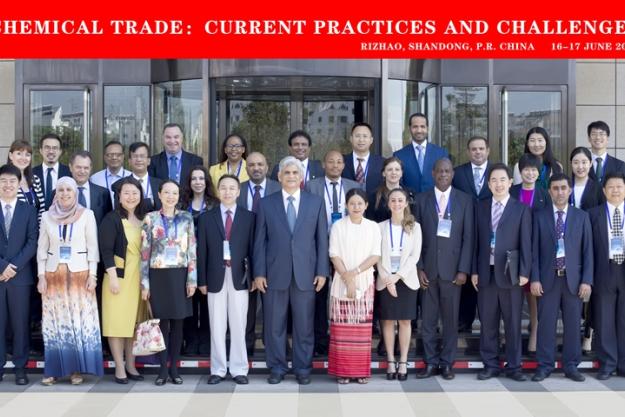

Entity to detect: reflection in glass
[30,90,87,165]
[104,86,150,148]
[442,86,488,165]
[154,80,203,156]
[303,100,358,160]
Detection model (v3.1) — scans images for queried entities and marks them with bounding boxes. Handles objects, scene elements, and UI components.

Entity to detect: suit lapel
[272,193,291,233]
[212,207,226,240]
[546,205,557,246]
[427,191,439,225]
[598,205,610,257]
[293,193,308,234]
[0,205,6,239]
[344,153,355,178]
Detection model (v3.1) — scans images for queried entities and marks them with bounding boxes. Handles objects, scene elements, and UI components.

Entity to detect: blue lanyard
[569,177,585,207]
[188,199,206,214]
[324,181,344,212]
[58,223,74,243]
[389,223,404,251]
[606,204,625,230]
[434,193,451,219]
[227,161,243,177]
[160,212,179,241]
[104,168,126,192]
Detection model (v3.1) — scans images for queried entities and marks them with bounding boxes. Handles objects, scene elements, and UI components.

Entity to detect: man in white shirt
[587,120,625,184]
[127,142,162,211]
[90,140,131,202]
[32,133,71,209]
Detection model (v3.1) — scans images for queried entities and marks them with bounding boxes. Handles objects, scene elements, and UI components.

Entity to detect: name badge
[490,232,496,250]
[391,249,401,273]
[164,246,178,266]
[59,246,71,263]
[610,237,624,259]
[437,218,452,238]
[223,240,231,261]
[556,238,566,259]
[331,212,342,224]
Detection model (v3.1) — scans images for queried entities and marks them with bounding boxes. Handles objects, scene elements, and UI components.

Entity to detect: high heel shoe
[397,362,408,381]
[386,361,397,380]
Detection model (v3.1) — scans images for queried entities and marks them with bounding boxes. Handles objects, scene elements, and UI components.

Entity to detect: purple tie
[252,185,261,213]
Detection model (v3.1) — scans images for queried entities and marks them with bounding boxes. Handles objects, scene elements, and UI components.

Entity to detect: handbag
[132,302,166,356]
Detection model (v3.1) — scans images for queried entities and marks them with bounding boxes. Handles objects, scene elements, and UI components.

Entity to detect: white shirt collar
[553,204,568,216]
[133,172,149,182]
[471,161,488,170]
[44,162,59,172]
[493,194,510,208]
[325,176,342,186]
[592,151,608,160]
[434,187,451,201]
[220,203,237,216]
[282,189,301,202]
[0,198,17,210]
[413,140,428,150]
[607,201,625,214]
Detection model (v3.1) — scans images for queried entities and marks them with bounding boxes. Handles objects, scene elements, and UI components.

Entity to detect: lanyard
[161,212,179,241]
[227,160,243,178]
[606,204,625,231]
[389,223,405,251]
[188,199,206,214]
[58,223,74,243]
[434,193,451,219]
[569,177,585,207]
[22,187,35,205]
[324,181,344,212]
[104,168,126,192]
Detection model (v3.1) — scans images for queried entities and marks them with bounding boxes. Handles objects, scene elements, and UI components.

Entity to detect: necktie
[78,186,87,207]
[331,181,339,214]
[4,204,11,238]
[438,193,447,219]
[225,210,233,267]
[596,157,603,182]
[45,167,53,207]
[613,207,624,264]
[286,196,296,233]
[169,156,179,181]
[355,158,365,184]
[252,185,262,213]
[492,201,503,232]
[417,145,424,173]
[555,210,565,269]
[473,167,482,193]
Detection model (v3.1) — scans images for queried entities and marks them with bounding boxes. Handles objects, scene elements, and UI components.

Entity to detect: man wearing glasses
[32,133,71,209]
[90,140,131,203]
[587,120,625,185]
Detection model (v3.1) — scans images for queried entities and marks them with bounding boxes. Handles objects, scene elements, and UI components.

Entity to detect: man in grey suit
[254,156,329,385]
[305,150,360,355]
[236,151,281,356]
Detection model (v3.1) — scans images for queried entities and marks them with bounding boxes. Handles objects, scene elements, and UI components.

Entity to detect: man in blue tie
[148,123,203,186]
[254,156,329,385]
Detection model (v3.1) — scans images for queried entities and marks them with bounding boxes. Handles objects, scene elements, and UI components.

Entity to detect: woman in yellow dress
[99,177,149,383]
[209,134,249,190]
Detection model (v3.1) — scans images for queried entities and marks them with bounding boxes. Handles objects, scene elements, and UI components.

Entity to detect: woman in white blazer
[376,188,422,381]
[37,177,103,386]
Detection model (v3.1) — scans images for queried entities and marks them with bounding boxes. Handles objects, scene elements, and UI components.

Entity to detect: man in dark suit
[472,163,532,381]
[393,112,449,194]
[148,123,203,185]
[531,173,593,382]
[305,150,360,356]
[236,151,280,356]
[415,158,474,380]
[587,120,625,184]
[270,130,324,187]
[67,151,112,224]
[453,136,492,334]
[198,174,255,385]
[342,122,384,194]
[589,172,625,380]
[128,142,162,211]
[254,156,329,385]
[33,133,71,209]
[0,164,38,385]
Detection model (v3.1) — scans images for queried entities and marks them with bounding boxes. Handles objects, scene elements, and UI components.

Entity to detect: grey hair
[278,156,305,177]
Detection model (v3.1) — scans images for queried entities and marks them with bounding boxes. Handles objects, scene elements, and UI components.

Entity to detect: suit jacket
[342,153,384,193]
[37,210,99,275]
[473,197,532,289]
[415,188,474,281]
[305,176,361,226]
[510,184,551,211]
[253,191,329,291]
[197,206,255,292]
[452,162,492,201]
[570,178,603,210]
[393,142,449,193]
[33,163,71,209]
[376,220,422,290]
[589,204,624,293]
[589,154,625,184]
[269,159,324,183]
[531,205,593,295]
[0,201,38,286]
[236,179,281,211]
[148,150,204,185]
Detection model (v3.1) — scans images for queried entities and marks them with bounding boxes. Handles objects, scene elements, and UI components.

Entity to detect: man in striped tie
[342,123,384,194]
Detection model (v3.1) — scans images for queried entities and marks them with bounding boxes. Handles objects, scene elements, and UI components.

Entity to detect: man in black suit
[531,173,593,382]
[472,163,532,381]
[67,151,112,225]
[342,122,384,193]
[128,142,162,211]
[32,133,71,209]
[148,123,203,185]
[589,172,625,380]
[415,158,474,380]
[236,151,281,356]
[587,120,625,184]
[0,164,38,385]
[198,174,255,385]
[270,130,324,187]
[452,136,492,333]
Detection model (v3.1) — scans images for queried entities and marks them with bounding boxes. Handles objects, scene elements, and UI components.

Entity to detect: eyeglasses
[225,144,244,150]
[590,132,608,138]
[42,145,60,151]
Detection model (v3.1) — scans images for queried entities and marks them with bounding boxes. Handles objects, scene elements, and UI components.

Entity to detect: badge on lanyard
[611,236,624,258]
[58,224,74,263]
[331,212,342,224]
[223,240,232,261]
[490,231,496,253]
[437,218,452,238]
[389,225,404,273]
[556,238,566,259]
[59,246,71,262]
[161,214,179,266]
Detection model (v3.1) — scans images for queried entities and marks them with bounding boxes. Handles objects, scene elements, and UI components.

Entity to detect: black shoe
[267,373,283,384]
[416,364,438,379]
[564,370,585,382]
[397,362,408,381]
[126,371,144,381]
[296,375,311,385]
[154,376,167,386]
[207,375,225,385]
[531,370,550,382]
[14,369,28,386]
[440,365,455,380]
[386,361,397,380]
[506,371,527,382]
[233,375,249,385]
[169,375,183,385]
[596,370,612,381]
[477,368,500,380]
[114,376,129,384]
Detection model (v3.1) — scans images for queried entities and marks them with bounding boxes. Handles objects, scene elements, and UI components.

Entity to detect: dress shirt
[471,161,488,190]
[592,151,608,174]
[220,203,237,229]
[573,181,586,209]
[490,194,510,265]
[43,162,60,194]
[282,189,301,217]
[90,167,131,201]
[412,140,428,161]
[246,179,267,211]
[1,198,17,221]
[132,172,154,201]
[300,158,310,182]
[606,201,625,259]
[76,181,91,209]
[323,177,346,227]
[434,187,452,217]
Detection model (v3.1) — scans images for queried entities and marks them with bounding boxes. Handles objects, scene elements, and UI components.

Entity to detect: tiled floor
[1,372,625,417]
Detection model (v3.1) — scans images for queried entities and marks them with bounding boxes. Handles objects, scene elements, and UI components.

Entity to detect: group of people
[1,115,625,388]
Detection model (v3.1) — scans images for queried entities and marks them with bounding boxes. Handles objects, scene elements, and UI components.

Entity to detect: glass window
[441,86,488,165]
[303,100,357,159]
[154,79,203,156]
[104,86,150,148]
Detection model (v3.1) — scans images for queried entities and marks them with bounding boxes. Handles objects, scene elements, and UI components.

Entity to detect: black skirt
[377,280,418,320]
[149,268,192,320]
